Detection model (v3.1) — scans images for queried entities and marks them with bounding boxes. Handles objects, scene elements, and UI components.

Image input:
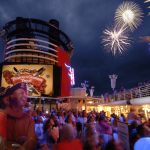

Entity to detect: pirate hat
[7,82,27,95]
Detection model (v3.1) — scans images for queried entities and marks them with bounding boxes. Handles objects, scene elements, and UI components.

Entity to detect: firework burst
[102,26,131,55]
[145,0,150,15]
[115,1,143,31]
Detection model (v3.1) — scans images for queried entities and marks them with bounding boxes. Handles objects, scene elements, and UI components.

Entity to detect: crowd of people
[0,83,150,150]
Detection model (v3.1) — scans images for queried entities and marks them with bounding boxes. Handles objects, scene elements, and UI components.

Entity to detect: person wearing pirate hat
[0,83,27,109]
[0,83,36,150]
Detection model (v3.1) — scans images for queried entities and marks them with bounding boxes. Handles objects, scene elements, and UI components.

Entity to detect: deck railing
[93,83,150,104]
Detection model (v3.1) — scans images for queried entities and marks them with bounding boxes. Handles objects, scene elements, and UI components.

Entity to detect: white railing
[93,83,150,104]
[118,83,150,100]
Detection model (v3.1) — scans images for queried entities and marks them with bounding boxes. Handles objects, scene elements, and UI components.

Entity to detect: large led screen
[1,64,53,96]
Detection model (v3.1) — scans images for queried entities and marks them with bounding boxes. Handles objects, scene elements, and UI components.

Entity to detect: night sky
[0,0,150,95]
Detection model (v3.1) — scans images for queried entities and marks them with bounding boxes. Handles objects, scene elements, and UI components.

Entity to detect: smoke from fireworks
[102,27,130,55]
[115,1,143,31]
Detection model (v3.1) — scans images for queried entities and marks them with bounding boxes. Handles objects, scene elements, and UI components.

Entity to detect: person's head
[8,83,27,108]
[86,124,97,137]
[38,116,43,124]
[84,124,99,149]
[87,116,95,123]
[49,118,55,126]
[43,117,55,133]
[121,113,124,117]
[60,111,64,117]
[66,114,74,124]
[99,114,105,121]
[130,121,138,129]
[60,124,77,141]
[113,118,118,127]
[82,110,87,117]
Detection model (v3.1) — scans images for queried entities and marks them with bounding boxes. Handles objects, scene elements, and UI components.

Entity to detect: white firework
[102,27,131,55]
[144,0,150,15]
[144,0,150,3]
[115,1,143,31]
